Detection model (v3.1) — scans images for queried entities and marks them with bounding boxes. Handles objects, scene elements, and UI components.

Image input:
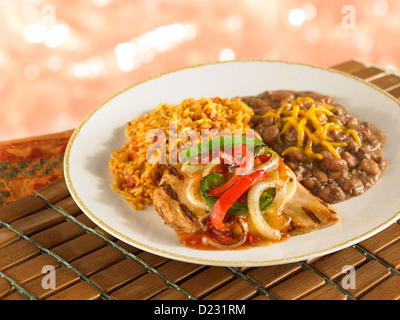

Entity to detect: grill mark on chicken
[179,203,198,224]
[317,198,330,208]
[161,182,179,201]
[167,165,184,180]
[302,207,321,224]
[153,164,204,234]
[288,220,296,232]
[329,208,337,215]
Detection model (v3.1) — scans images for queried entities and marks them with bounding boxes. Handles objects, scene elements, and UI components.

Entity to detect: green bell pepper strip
[198,172,274,214]
[253,144,269,158]
[180,135,266,161]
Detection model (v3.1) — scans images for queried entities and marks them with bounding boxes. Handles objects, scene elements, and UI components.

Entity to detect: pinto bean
[285,161,298,171]
[284,127,298,144]
[249,98,269,109]
[332,107,343,116]
[320,150,334,159]
[323,157,348,172]
[361,127,371,139]
[316,95,333,104]
[249,98,270,115]
[357,146,371,159]
[301,177,319,190]
[251,115,263,126]
[284,150,304,162]
[361,158,380,175]
[311,167,328,183]
[328,171,342,182]
[341,179,364,194]
[294,170,303,181]
[346,117,359,129]
[270,91,295,102]
[341,151,358,168]
[257,90,272,100]
[347,140,360,154]
[262,125,280,144]
[318,186,346,203]
[262,115,275,126]
[306,100,315,110]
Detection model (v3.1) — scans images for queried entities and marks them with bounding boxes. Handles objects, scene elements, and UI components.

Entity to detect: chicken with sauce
[153,134,340,250]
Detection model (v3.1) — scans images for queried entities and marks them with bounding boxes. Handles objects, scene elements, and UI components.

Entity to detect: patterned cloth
[0,129,73,205]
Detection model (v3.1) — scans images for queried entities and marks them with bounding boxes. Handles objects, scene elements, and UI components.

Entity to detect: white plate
[64,60,400,267]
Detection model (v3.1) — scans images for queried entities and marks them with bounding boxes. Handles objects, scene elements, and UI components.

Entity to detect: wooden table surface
[0,60,400,300]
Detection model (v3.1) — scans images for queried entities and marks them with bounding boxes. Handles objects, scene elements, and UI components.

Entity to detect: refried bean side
[242,90,388,204]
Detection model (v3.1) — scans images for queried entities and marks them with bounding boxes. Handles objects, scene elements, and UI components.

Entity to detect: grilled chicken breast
[152,165,206,233]
[283,181,340,236]
[153,162,340,245]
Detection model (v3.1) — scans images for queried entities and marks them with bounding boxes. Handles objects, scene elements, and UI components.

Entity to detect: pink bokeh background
[1,0,399,140]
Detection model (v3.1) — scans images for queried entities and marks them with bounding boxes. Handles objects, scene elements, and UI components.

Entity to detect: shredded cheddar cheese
[262,97,361,159]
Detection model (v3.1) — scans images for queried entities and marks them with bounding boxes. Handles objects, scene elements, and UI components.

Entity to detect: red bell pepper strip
[219,148,243,167]
[211,169,269,231]
[254,151,272,167]
[207,144,254,197]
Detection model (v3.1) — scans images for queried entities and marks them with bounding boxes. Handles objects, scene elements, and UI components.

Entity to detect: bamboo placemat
[0,60,400,300]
